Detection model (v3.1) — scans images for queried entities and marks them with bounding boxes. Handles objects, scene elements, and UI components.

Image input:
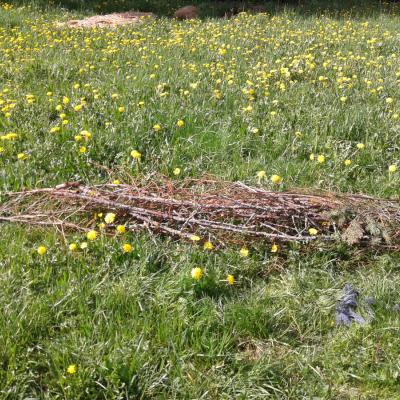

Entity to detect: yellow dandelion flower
[118,106,125,113]
[240,247,249,258]
[226,274,235,285]
[80,242,88,249]
[79,146,87,153]
[191,267,203,280]
[270,174,283,184]
[356,143,365,150]
[271,244,278,253]
[131,150,141,160]
[173,168,181,176]
[67,364,77,374]
[153,124,161,132]
[190,235,201,242]
[104,212,116,224]
[203,241,214,250]
[122,243,133,253]
[344,159,352,166]
[37,246,47,255]
[116,225,126,233]
[69,243,78,251]
[317,154,325,164]
[86,230,98,241]
[256,170,266,179]
[308,228,318,236]
[389,164,398,173]
[176,120,185,127]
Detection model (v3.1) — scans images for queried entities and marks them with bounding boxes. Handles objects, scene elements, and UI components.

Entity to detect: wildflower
[386,97,393,104]
[79,146,87,153]
[37,246,47,255]
[74,135,82,141]
[389,164,398,173]
[203,241,213,250]
[344,159,352,166]
[173,168,181,176]
[317,154,325,164]
[131,150,141,160]
[308,228,318,236]
[356,143,365,150]
[122,243,133,253]
[270,174,283,184]
[86,230,98,241]
[104,212,116,224]
[116,225,126,233]
[118,106,125,113]
[69,243,77,251]
[256,170,266,179]
[309,153,315,161]
[98,222,106,230]
[80,242,88,249]
[63,97,70,105]
[17,153,27,160]
[113,180,121,185]
[271,244,278,253]
[67,364,77,374]
[340,96,347,103]
[240,247,249,257]
[153,124,161,132]
[226,274,235,285]
[190,235,201,242]
[55,105,63,112]
[50,127,60,133]
[176,120,185,127]
[191,267,203,280]
[74,104,83,112]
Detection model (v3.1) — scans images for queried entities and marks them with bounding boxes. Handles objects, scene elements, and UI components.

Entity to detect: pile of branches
[1,178,399,249]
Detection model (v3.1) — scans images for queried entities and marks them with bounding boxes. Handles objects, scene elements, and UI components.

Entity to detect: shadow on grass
[12,0,400,18]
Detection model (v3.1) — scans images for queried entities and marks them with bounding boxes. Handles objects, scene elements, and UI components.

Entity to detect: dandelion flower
[190,235,201,242]
[270,174,283,184]
[113,180,121,185]
[389,164,398,173]
[153,124,161,132]
[176,120,185,127]
[131,150,141,160]
[317,155,325,164]
[67,364,77,374]
[271,244,278,253]
[86,230,97,241]
[226,274,235,285]
[104,212,116,224]
[256,170,266,179]
[191,267,203,280]
[37,246,47,255]
[118,106,125,113]
[69,243,77,251]
[344,159,352,166]
[386,97,394,104]
[308,228,318,236]
[17,153,27,160]
[122,243,132,253]
[356,143,365,150]
[80,242,88,249]
[116,225,126,233]
[173,168,181,176]
[203,241,213,250]
[79,146,87,154]
[240,247,249,258]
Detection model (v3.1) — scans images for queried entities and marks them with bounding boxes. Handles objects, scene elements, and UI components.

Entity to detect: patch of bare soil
[59,11,154,28]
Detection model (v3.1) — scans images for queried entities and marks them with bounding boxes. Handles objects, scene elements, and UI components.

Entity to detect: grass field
[0,1,399,398]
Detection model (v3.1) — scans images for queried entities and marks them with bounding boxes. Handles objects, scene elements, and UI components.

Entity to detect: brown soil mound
[59,11,154,28]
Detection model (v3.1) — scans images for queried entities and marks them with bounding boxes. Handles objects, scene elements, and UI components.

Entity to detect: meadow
[0,1,399,398]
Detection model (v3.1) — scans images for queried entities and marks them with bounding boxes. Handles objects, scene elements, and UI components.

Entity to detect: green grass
[0,1,400,398]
